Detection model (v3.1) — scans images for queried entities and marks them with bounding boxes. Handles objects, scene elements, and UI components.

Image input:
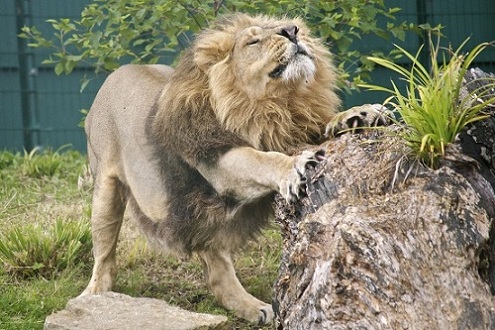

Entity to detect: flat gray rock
[44,292,228,330]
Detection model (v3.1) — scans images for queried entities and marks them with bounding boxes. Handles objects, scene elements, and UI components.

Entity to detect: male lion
[81,14,386,324]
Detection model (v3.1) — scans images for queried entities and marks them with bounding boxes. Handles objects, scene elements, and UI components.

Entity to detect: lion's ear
[194,31,234,72]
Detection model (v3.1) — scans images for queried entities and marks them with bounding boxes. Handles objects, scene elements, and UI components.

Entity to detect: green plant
[19,0,430,91]
[361,37,495,168]
[20,148,62,177]
[0,150,16,170]
[0,219,92,279]
[15,145,79,178]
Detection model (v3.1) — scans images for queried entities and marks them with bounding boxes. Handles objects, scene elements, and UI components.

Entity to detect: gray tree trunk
[273,69,495,330]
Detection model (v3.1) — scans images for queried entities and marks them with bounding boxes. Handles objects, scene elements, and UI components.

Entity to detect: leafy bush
[20,0,431,91]
[0,219,92,279]
[362,37,495,167]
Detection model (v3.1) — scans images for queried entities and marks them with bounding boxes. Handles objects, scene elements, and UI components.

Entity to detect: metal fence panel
[1,0,104,152]
[0,1,23,150]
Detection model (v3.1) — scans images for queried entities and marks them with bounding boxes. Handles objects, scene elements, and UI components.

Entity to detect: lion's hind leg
[80,175,126,296]
[198,249,274,325]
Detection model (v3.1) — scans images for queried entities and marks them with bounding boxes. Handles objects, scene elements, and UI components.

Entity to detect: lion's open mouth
[269,44,314,80]
[296,47,309,57]
[269,64,288,78]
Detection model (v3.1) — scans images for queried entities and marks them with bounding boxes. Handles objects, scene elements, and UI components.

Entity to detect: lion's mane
[153,14,340,153]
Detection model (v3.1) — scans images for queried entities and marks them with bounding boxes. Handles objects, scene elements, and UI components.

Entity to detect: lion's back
[85,64,174,179]
[86,64,173,131]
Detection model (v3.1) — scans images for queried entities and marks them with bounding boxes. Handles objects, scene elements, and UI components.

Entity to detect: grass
[361,36,495,168]
[0,148,281,329]
[0,219,92,279]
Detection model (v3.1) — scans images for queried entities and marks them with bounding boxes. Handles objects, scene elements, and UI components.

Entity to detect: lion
[81,13,388,324]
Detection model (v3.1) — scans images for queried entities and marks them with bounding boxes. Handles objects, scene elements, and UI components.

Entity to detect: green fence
[1,0,494,152]
[1,0,106,152]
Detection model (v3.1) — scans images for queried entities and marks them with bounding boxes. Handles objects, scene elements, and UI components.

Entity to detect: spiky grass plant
[0,219,92,279]
[362,37,495,168]
[20,146,74,177]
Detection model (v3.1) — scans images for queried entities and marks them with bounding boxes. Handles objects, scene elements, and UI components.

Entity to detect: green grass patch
[0,268,88,330]
[0,219,92,279]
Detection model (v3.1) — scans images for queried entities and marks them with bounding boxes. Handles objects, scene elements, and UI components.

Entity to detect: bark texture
[273,68,495,330]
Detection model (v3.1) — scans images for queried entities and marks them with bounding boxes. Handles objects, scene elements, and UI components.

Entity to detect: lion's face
[231,23,316,91]
[194,15,325,99]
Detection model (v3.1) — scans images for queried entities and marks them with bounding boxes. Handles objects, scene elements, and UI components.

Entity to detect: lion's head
[159,14,340,152]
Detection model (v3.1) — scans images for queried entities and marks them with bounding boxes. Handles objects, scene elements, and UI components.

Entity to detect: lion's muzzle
[278,25,299,44]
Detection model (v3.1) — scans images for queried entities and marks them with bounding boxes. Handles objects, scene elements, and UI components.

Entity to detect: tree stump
[273,68,495,329]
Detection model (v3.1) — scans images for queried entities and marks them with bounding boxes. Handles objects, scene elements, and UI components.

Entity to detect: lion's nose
[279,25,299,44]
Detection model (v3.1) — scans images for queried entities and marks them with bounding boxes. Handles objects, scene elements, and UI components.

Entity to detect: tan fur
[81,14,342,324]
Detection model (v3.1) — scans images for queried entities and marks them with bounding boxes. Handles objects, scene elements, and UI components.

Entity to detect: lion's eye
[246,39,260,46]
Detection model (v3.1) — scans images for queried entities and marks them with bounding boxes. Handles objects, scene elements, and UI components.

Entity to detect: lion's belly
[121,146,170,221]
[115,91,170,222]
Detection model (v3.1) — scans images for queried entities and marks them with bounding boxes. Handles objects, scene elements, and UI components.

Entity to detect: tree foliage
[20,0,430,90]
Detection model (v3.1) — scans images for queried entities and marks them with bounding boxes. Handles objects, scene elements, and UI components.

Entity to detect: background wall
[1,0,494,152]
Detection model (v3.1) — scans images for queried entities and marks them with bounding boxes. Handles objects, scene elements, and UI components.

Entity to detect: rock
[44,292,228,330]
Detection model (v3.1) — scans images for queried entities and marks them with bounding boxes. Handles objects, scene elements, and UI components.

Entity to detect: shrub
[19,0,432,91]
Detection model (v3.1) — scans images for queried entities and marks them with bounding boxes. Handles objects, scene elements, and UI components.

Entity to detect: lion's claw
[325,103,394,137]
[282,149,326,203]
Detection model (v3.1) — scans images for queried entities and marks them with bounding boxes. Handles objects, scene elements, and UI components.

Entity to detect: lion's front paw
[325,103,394,137]
[280,149,325,203]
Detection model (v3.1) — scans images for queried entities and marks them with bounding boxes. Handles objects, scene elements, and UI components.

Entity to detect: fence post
[15,0,40,151]
[416,0,432,68]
